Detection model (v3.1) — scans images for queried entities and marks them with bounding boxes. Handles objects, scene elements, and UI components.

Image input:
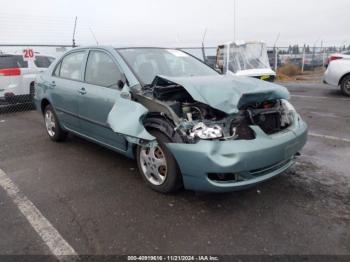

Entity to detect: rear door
[78,49,127,151]
[0,55,13,97]
[50,50,87,132]
[0,55,29,98]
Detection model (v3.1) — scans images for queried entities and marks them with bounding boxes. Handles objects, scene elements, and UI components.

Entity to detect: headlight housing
[281,99,296,126]
[281,99,296,112]
[189,122,223,139]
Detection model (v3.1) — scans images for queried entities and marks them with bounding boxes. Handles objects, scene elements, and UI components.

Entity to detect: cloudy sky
[0,0,349,47]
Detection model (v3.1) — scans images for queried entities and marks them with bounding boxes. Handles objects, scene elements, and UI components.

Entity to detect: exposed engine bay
[132,76,294,142]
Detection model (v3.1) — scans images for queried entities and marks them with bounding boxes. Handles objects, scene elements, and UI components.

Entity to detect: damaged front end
[127,75,295,144]
[107,74,307,192]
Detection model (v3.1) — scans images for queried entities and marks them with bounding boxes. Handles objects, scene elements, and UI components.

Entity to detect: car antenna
[89,26,99,46]
[201,28,208,64]
[72,16,78,47]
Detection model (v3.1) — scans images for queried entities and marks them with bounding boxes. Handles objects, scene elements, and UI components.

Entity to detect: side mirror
[117,79,125,89]
[215,68,222,74]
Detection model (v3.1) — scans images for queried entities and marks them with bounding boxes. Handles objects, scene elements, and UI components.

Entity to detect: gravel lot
[0,81,349,258]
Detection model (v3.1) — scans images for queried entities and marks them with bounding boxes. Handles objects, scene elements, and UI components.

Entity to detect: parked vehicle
[0,53,55,103]
[324,58,350,96]
[215,41,276,81]
[35,46,307,193]
[325,50,350,68]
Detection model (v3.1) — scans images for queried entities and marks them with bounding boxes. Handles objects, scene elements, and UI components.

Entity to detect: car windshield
[117,48,218,85]
[225,42,271,73]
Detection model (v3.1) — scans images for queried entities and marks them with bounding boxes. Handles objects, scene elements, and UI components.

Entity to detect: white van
[215,41,276,82]
[0,53,55,103]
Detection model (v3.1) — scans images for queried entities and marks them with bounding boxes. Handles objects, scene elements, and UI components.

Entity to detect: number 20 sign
[22,49,35,61]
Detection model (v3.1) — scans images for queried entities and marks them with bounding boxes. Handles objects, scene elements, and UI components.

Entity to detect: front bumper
[166,115,308,192]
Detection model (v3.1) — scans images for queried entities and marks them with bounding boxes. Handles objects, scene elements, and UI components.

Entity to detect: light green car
[34,46,307,193]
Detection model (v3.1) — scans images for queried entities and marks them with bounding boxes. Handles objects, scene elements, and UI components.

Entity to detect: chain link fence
[267,45,350,72]
[1,44,349,115]
[0,45,71,114]
[182,45,350,81]
[182,45,350,71]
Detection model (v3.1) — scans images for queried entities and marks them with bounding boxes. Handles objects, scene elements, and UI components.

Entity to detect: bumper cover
[166,116,307,192]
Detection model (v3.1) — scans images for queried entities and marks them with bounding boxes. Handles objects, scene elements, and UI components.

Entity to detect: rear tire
[136,129,183,193]
[340,75,350,97]
[44,104,68,142]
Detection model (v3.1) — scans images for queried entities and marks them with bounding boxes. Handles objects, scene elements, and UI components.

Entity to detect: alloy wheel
[139,145,168,186]
[45,110,56,137]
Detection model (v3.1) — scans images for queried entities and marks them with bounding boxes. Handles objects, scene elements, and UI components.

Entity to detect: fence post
[322,48,326,68]
[274,47,278,72]
[301,45,305,73]
[312,45,316,70]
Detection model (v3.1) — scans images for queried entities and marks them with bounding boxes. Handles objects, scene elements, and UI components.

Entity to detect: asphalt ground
[0,81,349,260]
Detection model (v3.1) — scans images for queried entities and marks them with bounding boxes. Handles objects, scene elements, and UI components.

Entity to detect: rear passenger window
[85,51,122,88]
[0,55,28,69]
[34,56,55,68]
[59,52,85,81]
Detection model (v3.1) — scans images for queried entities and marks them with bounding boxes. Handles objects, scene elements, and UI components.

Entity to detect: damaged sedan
[34,46,307,193]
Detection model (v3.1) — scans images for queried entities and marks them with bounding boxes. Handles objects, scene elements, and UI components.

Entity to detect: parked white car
[324,59,350,96]
[0,53,55,103]
[325,50,350,68]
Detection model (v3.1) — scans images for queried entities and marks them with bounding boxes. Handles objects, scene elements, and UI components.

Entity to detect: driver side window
[85,50,122,88]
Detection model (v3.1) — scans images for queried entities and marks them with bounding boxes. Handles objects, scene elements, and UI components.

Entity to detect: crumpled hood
[157,75,290,114]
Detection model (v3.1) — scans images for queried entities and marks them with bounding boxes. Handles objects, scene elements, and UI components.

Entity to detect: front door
[78,50,127,151]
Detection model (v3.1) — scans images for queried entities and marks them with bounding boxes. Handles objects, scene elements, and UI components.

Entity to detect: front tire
[136,130,183,193]
[44,104,68,142]
[340,75,350,97]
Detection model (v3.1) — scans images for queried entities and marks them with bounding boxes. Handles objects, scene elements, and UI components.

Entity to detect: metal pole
[301,45,306,73]
[201,28,208,63]
[89,27,99,46]
[72,16,78,48]
[312,45,316,70]
[274,47,278,72]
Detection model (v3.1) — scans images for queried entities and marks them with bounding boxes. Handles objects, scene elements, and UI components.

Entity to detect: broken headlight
[280,99,295,127]
[189,122,223,140]
[281,99,295,112]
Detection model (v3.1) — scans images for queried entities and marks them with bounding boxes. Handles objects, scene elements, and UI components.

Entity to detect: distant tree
[305,45,311,53]
[292,45,300,54]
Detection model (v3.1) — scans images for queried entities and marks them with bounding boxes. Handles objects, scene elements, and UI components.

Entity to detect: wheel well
[143,114,184,143]
[41,99,50,114]
[339,73,350,86]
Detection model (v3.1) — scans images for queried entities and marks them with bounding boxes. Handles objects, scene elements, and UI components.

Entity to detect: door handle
[48,81,56,88]
[78,87,87,95]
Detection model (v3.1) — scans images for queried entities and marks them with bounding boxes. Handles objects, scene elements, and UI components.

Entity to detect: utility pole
[320,40,325,67]
[301,44,306,73]
[312,38,319,70]
[273,33,280,71]
[201,28,208,63]
[89,26,99,46]
[72,16,78,48]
